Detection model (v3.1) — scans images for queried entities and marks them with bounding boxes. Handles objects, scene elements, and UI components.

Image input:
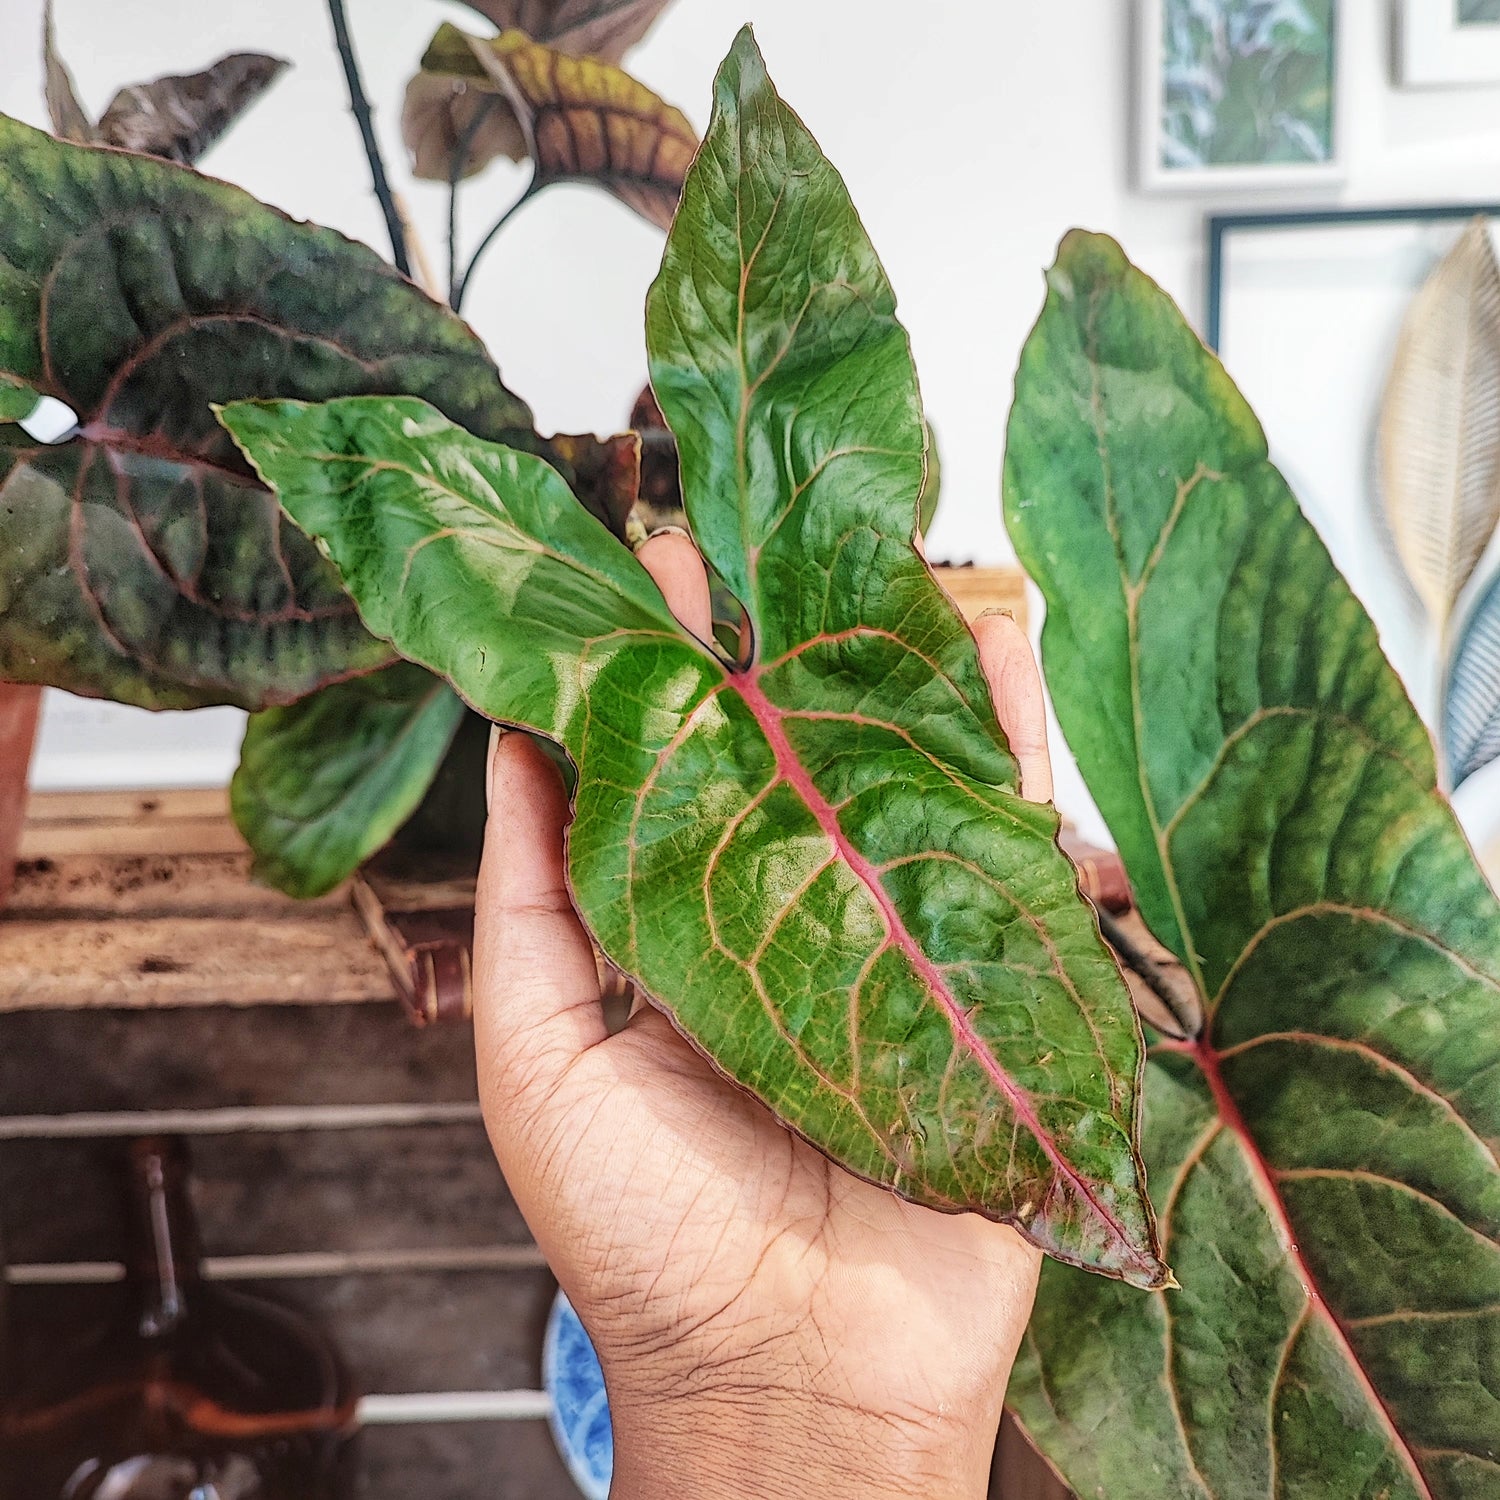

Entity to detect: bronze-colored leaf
[43,0,94,144]
[458,0,674,62]
[402,23,527,182]
[401,67,525,183]
[548,430,640,538]
[96,52,289,165]
[470,30,696,230]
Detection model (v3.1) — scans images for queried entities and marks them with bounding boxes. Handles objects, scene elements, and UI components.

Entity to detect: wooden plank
[933,564,1029,629]
[0,1002,478,1114]
[5,850,347,920]
[22,787,230,827]
[8,1266,557,1396]
[360,1420,579,1499]
[0,910,395,1010]
[0,1122,530,1265]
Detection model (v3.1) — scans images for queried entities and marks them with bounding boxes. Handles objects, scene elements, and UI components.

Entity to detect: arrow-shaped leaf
[1448,567,1500,790]
[1005,231,1500,1497]
[466,29,696,229]
[233,665,467,899]
[1379,217,1500,638]
[0,113,537,710]
[222,30,1165,1287]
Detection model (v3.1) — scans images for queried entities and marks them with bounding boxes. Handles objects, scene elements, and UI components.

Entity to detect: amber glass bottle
[1,1137,356,1499]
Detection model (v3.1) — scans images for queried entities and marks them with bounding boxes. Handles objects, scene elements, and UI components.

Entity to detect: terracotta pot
[0,683,41,907]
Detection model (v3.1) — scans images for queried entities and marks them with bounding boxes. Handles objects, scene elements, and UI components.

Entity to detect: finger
[638,528,712,644]
[971,611,1053,806]
[473,730,606,1134]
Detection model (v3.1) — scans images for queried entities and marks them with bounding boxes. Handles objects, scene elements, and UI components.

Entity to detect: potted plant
[220,28,1500,1493]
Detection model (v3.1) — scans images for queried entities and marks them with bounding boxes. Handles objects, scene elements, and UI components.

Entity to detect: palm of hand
[474,531,1052,1490]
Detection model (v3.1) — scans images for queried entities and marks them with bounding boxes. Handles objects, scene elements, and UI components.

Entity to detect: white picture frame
[1138,0,1349,192]
[1400,0,1500,87]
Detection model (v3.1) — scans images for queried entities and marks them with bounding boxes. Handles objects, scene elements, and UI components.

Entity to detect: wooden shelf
[1,789,396,1012]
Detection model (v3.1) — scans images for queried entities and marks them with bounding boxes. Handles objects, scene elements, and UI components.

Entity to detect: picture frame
[1205,204,1500,864]
[1138,0,1349,192]
[1400,0,1500,87]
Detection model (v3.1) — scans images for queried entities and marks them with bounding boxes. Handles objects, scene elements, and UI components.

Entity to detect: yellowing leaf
[1379,218,1500,635]
[471,30,696,230]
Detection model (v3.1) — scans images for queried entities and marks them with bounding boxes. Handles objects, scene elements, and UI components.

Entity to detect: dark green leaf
[233,664,466,898]
[1004,230,1500,1496]
[548,430,641,538]
[0,112,537,709]
[1447,568,1500,789]
[0,376,39,425]
[97,53,289,165]
[221,32,1165,1287]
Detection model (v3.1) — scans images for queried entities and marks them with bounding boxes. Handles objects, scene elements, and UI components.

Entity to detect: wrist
[604,1378,997,1500]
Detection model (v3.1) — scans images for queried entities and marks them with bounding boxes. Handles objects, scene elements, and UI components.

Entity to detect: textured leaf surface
[1448,568,1500,789]
[0,113,537,709]
[233,665,466,898]
[96,53,289,164]
[469,30,696,230]
[1004,230,1500,1497]
[1379,218,1500,634]
[222,31,1164,1286]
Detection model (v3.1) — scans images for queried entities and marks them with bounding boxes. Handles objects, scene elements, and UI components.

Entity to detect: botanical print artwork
[1460,0,1500,23]
[1161,0,1336,169]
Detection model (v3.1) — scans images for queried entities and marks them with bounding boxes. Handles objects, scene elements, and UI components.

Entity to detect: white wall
[5,0,1500,850]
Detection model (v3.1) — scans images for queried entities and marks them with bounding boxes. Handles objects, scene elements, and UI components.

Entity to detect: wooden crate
[0,787,1067,1498]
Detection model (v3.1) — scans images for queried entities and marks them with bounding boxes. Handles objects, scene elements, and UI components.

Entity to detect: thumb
[472,730,605,1142]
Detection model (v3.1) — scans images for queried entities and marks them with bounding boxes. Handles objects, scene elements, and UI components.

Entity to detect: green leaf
[0,376,39,425]
[1004,230,1500,1496]
[233,664,467,898]
[220,31,1167,1287]
[0,112,537,709]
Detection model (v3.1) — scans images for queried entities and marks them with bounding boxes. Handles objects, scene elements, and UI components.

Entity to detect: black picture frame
[1205,203,1500,352]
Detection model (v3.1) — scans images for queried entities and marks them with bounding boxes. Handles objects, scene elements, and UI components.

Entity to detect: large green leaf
[1004,231,1500,1496]
[232,665,467,898]
[0,112,536,710]
[220,31,1166,1287]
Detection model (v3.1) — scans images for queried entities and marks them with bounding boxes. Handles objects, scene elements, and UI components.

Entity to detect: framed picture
[1206,205,1500,867]
[1400,0,1500,87]
[1139,0,1348,191]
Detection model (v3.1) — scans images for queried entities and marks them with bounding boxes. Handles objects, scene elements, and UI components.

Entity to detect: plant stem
[326,0,410,277]
[452,175,539,313]
[447,96,501,309]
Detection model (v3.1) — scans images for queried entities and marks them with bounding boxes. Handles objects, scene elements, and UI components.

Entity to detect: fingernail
[976,606,1018,623]
[636,523,691,553]
[486,723,505,813]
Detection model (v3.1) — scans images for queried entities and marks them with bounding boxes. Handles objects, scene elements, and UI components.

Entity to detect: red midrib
[735,667,1152,1276]
[1161,1034,1436,1498]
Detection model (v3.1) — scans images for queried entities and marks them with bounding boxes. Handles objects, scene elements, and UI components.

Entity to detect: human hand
[474,531,1054,1500]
